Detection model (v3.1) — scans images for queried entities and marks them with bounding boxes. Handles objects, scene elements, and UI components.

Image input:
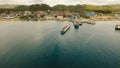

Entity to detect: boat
[115,25,120,30]
[61,24,70,34]
[74,22,79,29]
[88,20,96,25]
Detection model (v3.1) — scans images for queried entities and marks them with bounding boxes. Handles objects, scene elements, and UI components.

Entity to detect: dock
[72,19,96,25]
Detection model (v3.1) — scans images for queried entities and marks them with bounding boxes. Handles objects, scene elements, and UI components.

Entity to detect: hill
[0,4,18,9]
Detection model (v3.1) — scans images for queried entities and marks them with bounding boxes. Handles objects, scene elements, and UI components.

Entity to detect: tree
[15,5,28,11]
[73,4,84,12]
[29,4,41,11]
[40,4,51,11]
[28,4,51,11]
[52,5,67,11]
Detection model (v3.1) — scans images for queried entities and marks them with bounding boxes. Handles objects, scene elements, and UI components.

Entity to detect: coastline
[0,17,120,22]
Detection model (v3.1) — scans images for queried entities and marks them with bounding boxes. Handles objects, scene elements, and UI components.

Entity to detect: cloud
[0,0,120,6]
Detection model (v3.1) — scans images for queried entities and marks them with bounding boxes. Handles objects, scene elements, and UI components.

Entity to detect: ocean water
[0,21,120,68]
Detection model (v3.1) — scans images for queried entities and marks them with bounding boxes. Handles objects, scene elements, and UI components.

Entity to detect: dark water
[0,21,120,68]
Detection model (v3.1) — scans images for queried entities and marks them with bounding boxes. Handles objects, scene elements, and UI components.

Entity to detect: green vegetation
[0,4,120,14]
[15,5,28,11]
[20,16,30,21]
[20,15,38,21]
[52,4,85,12]
[28,4,51,11]
[51,4,120,14]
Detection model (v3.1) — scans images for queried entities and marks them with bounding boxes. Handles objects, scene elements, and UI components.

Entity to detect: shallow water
[0,21,120,68]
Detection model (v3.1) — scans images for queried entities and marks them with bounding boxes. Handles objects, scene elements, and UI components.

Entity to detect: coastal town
[0,10,120,21]
[1,0,120,68]
[0,4,120,22]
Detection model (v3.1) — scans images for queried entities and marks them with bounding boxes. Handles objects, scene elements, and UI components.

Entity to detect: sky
[0,0,120,6]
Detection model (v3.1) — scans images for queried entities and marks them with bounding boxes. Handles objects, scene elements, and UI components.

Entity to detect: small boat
[88,21,95,25]
[115,25,120,30]
[61,24,70,34]
[74,22,79,29]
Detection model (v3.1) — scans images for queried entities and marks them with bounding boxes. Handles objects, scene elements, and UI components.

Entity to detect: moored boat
[115,25,120,30]
[74,22,79,29]
[61,24,70,34]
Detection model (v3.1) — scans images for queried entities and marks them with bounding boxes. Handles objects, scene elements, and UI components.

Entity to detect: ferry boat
[61,24,70,34]
[115,25,120,30]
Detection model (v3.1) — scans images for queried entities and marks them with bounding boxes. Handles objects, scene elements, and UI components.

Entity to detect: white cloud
[0,0,120,6]
[7,0,37,5]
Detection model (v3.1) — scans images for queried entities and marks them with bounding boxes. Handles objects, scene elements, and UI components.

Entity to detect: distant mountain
[0,4,18,9]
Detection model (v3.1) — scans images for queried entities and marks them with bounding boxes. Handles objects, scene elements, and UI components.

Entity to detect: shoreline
[0,17,120,22]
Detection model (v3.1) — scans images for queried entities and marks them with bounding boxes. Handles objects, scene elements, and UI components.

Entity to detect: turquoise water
[0,21,120,68]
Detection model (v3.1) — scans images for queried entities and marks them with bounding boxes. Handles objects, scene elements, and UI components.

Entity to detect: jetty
[62,18,95,25]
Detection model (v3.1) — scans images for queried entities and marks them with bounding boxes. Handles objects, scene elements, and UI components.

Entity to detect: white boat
[115,25,120,30]
[61,24,70,34]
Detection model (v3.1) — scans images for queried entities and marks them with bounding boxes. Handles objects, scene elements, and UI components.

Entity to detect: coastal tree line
[0,4,120,14]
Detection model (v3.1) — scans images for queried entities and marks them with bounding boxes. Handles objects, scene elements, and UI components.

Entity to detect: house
[112,11,120,19]
[24,11,32,16]
[86,12,97,17]
[45,15,54,20]
[56,14,63,19]
[17,11,24,17]
[69,15,74,19]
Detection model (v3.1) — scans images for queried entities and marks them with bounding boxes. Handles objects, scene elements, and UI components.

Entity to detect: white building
[57,14,63,19]
[24,11,32,16]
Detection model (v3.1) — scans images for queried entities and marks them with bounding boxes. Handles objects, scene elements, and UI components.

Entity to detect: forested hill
[0,4,120,13]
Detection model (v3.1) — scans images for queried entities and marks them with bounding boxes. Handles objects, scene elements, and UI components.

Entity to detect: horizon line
[0,3,120,6]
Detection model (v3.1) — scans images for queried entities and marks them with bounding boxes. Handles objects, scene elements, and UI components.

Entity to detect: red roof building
[56,14,63,19]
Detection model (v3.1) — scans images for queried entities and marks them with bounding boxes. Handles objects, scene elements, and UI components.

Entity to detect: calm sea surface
[0,21,120,68]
